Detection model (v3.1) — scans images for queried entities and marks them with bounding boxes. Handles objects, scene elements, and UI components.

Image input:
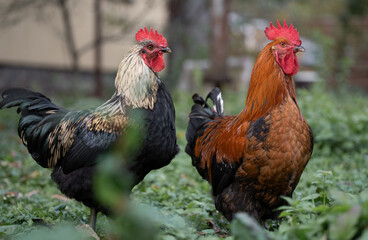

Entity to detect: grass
[1,84,368,239]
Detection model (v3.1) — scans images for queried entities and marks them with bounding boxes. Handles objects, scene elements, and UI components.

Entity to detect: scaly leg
[88,208,98,230]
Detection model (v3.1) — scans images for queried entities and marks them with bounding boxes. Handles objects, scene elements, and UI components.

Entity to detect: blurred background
[0,0,367,96]
[1,0,368,239]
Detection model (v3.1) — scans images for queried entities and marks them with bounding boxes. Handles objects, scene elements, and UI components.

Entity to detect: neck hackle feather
[240,20,300,122]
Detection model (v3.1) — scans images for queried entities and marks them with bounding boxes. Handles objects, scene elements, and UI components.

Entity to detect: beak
[160,47,172,53]
[294,46,305,53]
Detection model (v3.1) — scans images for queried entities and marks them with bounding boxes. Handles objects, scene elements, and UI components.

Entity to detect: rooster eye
[280,42,285,47]
[147,45,154,50]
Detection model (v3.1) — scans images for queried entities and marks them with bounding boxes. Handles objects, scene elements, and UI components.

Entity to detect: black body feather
[126,83,179,184]
[185,88,223,162]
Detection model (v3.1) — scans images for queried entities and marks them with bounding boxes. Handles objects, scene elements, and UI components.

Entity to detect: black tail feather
[1,88,66,168]
[0,88,50,109]
[185,88,224,156]
[206,87,224,115]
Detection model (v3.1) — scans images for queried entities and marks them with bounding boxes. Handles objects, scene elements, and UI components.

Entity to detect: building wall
[0,0,168,72]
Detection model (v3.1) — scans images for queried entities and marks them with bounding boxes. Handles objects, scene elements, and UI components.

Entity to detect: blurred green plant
[298,83,368,156]
[12,223,89,240]
[232,213,269,240]
[93,109,162,240]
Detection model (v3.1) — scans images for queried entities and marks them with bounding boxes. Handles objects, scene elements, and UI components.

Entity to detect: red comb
[264,20,301,45]
[135,27,167,47]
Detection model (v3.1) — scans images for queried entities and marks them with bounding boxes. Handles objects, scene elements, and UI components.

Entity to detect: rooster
[0,27,179,229]
[186,20,313,223]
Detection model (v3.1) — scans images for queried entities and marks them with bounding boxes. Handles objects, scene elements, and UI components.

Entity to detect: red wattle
[276,52,299,76]
[142,52,166,72]
[150,53,166,72]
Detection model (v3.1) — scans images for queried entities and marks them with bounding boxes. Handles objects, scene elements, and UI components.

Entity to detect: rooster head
[136,27,171,73]
[265,20,304,76]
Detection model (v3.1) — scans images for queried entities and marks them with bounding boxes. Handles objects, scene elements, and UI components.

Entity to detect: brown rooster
[186,20,313,223]
[0,27,179,229]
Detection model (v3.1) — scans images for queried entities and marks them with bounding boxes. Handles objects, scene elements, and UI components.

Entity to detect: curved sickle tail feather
[185,87,224,156]
[206,87,224,115]
[0,88,65,168]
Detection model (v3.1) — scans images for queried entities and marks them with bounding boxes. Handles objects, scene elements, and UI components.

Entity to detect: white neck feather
[114,45,159,110]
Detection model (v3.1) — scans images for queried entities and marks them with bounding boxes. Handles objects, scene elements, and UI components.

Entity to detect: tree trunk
[205,0,231,87]
[57,0,79,71]
[93,0,103,97]
[166,0,210,90]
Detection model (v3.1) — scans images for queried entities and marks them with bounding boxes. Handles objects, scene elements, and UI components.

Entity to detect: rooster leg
[88,208,98,230]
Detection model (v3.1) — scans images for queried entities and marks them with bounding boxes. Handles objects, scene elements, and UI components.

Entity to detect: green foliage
[299,84,368,156]
[13,223,88,240]
[232,213,269,240]
[1,85,368,239]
